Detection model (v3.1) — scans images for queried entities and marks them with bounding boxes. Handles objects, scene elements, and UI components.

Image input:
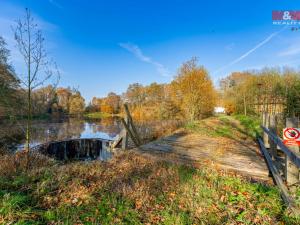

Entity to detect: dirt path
[135,116,270,181]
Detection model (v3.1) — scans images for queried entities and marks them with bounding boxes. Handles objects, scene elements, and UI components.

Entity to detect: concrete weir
[33,138,113,161]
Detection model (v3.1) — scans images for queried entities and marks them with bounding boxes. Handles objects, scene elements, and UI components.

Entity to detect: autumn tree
[105,92,121,114]
[221,67,300,117]
[159,98,181,119]
[56,87,72,113]
[69,91,85,115]
[91,97,102,111]
[285,80,300,117]
[13,8,59,151]
[32,85,57,115]
[171,58,216,121]
[0,36,21,117]
[98,92,120,114]
[220,72,255,115]
[281,68,300,117]
[144,82,164,106]
[125,83,146,107]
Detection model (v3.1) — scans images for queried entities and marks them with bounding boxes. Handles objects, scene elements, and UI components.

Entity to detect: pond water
[0,117,122,153]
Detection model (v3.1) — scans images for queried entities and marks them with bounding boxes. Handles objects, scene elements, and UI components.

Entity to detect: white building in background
[214,106,225,114]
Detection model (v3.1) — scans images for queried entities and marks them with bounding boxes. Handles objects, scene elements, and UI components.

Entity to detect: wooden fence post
[121,117,129,149]
[263,112,270,148]
[110,104,142,149]
[121,118,140,147]
[123,103,142,145]
[285,117,300,186]
[269,114,277,159]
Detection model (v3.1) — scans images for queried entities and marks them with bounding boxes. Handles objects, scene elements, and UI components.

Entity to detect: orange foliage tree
[91,58,217,121]
[171,58,216,121]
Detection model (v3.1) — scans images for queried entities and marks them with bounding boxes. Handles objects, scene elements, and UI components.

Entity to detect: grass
[185,121,233,138]
[184,117,234,138]
[233,114,262,139]
[83,112,116,119]
[184,114,262,140]
[0,151,299,224]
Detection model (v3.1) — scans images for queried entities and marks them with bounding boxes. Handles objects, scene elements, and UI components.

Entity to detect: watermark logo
[272,10,300,25]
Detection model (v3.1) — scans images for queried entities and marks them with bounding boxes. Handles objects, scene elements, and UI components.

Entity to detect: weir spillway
[32,138,113,161]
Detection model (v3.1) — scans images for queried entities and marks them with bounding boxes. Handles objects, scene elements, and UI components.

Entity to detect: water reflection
[0,117,122,151]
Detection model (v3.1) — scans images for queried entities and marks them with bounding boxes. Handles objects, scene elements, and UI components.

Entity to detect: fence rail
[259,114,300,214]
[261,126,300,168]
[258,138,296,209]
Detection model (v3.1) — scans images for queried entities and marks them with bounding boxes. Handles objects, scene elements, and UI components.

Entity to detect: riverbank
[83,112,121,119]
[1,111,117,122]
[0,113,51,122]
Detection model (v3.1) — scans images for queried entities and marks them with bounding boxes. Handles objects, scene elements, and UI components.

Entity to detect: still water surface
[0,117,122,151]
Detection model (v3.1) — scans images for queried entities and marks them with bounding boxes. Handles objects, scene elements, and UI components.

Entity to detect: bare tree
[13,8,59,152]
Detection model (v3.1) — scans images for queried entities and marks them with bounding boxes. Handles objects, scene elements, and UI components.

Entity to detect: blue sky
[0,0,300,102]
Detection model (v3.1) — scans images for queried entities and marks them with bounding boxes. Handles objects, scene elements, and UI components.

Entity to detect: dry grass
[0,151,55,177]
[0,150,298,224]
[136,120,184,144]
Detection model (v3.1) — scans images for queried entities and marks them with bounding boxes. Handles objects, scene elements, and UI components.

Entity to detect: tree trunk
[243,92,247,116]
[25,15,31,169]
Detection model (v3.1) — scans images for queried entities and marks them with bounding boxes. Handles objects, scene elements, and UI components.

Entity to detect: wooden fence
[110,104,142,150]
[258,113,300,213]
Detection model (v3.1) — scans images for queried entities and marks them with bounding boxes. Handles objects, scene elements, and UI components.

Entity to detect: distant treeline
[220,68,300,117]
[88,58,216,121]
[0,35,85,118]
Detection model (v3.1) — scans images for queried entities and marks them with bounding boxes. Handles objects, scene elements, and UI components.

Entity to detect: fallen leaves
[0,151,290,224]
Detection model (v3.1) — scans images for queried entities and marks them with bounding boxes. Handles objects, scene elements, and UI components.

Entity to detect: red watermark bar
[272,10,300,21]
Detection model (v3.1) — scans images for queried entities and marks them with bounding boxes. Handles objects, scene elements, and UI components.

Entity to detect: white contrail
[119,42,170,77]
[214,27,287,75]
[49,0,63,9]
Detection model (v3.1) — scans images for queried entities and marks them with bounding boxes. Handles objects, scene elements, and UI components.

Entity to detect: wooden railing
[261,126,300,167]
[258,114,300,213]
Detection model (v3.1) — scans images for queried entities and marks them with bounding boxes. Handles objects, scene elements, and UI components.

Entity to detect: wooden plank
[269,114,277,159]
[263,113,270,148]
[124,103,142,145]
[122,117,129,150]
[111,134,123,149]
[121,118,140,147]
[258,138,298,212]
[261,126,300,168]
